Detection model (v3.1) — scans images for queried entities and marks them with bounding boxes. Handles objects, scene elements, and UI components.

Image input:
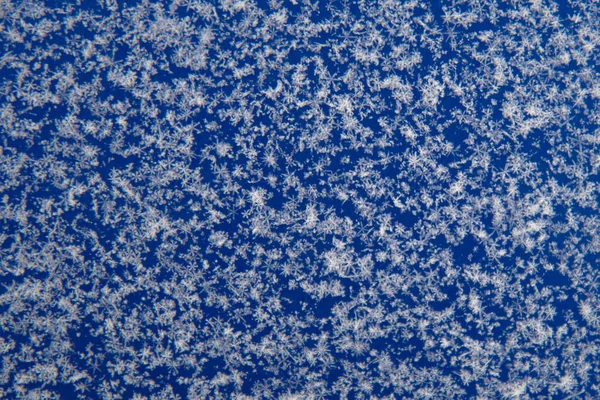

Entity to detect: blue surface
[2,0,600,398]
